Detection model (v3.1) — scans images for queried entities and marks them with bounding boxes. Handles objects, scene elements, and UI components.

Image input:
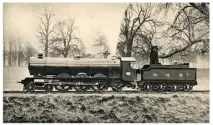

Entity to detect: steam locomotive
[19,46,197,92]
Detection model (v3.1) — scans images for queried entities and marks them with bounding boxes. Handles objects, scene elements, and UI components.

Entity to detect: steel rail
[3,90,209,94]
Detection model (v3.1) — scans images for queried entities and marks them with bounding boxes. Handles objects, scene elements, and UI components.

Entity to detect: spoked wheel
[144,84,153,92]
[139,86,145,91]
[189,85,193,91]
[61,85,71,91]
[176,85,182,92]
[44,84,53,92]
[178,85,185,91]
[25,82,35,92]
[166,85,173,92]
[184,84,191,91]
[111,83,123,91]
[152,84,160,91]
[159,84,167,92]
[91,80,108,91]
[170,85,178,92]
[55,85,71,91]
[91,85,99,91]
[74,85,88,91]
[55,85,63,91]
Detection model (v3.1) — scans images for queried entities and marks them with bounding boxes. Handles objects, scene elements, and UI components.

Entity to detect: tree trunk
[63,52,68,58]
[126,39,133,57]
[18,53,21,66]
[45,37,49,57]
[3,47,6,66]
[3,56,6,66]
[8,52,12,66]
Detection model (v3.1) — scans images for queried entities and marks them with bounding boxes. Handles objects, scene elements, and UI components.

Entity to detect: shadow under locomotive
[19,46,197,92]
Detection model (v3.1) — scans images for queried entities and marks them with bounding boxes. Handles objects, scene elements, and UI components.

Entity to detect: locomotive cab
[120,57,141,82]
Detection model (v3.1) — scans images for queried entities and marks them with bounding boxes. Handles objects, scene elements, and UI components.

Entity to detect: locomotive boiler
[20,55,140,92]
[19,46,197,92]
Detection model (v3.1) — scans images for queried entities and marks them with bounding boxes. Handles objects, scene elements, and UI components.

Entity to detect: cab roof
[120,57,136,62]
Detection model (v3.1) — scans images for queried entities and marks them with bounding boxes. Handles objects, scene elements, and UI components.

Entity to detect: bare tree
[3,34,26,66]
[158,3,209,58]
[117,3,163,57]
[17,41,25,66]
[8,38,15,66]
[93,34,110,58]
[24,43,37,65]
[11,41,18,66]
[37,5,56,57]
[3,40,8,66]
[189,3,209,22]
[50,18,84,58]
[117,3,209,61]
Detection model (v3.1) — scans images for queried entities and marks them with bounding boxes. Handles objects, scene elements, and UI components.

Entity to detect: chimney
[38,53,43,59]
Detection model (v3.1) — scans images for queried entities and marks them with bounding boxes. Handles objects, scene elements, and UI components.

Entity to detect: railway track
[3,90,209,94]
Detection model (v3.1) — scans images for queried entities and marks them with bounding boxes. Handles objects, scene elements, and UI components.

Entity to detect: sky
[3,3,128,55]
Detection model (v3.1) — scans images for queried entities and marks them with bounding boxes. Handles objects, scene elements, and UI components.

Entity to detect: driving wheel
[44,84,53,92]
[111,83,123,91]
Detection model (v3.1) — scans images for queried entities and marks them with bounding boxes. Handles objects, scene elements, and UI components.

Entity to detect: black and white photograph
[2,1,210,123]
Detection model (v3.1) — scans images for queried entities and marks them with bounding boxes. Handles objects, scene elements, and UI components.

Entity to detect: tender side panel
[142,68,196,81]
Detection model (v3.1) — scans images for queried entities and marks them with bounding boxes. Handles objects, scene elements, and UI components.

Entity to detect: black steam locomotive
[19,46,197,92]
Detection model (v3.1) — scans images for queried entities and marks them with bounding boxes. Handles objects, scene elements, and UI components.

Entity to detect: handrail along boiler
[19,46,197,92]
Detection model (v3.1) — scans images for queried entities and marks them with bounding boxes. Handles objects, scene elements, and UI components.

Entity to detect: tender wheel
[171,85,179,92]
[159,84,166,91]
[184,84,191,91]
[166,85,173,92]
[140,86,145,91]
[44,84,53,92]
[144,84,152,92]
[111,83,123,91]
[189,85,193,91]
[178,85,185,91]
[153,84,160,91]
[25,82,35,92]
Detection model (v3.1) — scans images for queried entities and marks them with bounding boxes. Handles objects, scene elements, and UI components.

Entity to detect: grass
[3,93,209,123]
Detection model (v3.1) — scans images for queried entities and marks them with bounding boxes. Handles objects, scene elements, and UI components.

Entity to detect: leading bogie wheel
[25,82,35,92]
